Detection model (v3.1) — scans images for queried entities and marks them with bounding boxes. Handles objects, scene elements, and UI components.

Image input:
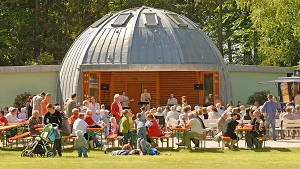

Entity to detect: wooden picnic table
[236,126,252,147]
[0,125,20,131]
[0,124,23,147]
[87,127,103,149]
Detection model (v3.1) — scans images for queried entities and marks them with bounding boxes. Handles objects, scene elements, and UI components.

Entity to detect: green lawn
[0,148,299,169]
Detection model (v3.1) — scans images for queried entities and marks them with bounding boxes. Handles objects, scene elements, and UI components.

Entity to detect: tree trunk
[218,0,223,56]
[106,0,109,14]
[228,39,233,63]
[34,0,40,59]
[253,30,259,64]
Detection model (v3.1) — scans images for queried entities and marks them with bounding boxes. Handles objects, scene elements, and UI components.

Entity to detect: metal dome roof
[56,7,231,104]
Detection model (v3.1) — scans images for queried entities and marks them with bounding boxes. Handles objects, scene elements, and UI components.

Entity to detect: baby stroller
[21,124,58,157]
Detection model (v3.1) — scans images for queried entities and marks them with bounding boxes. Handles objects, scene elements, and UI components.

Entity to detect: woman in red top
[145,114,162,143]
[68,108,79,131]
[84,109,96,126]
[0,110,8,126]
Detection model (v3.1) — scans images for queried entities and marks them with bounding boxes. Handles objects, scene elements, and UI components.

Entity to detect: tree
[236,0,300,66]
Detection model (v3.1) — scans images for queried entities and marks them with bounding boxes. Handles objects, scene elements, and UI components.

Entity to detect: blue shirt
[261,100,281,120]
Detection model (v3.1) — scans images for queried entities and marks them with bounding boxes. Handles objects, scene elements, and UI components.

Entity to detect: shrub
[14,92,31,108]
[247,90,270,106]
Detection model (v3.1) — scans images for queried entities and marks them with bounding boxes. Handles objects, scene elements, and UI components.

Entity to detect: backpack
[149,148,159,155]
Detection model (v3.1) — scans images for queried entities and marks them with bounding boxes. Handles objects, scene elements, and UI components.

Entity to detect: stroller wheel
[29,153,35,158]
[21,150,25,157]
[47,151,55,158]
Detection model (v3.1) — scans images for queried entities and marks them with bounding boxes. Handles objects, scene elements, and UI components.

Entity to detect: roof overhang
[259,77,300,84]
[79,64,222,72]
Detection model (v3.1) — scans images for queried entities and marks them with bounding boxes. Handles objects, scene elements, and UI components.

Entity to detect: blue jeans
[78,146,88,157]
[122,132,130,144]
[265,119,276,140]
[135,128,147,148]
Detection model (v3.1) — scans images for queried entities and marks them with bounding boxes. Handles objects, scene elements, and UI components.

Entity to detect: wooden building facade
[82,71,220,113]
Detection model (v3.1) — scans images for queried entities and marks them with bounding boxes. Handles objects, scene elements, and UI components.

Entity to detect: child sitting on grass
[74,130,88,158]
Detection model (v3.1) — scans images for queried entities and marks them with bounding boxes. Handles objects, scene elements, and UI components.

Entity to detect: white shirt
[72,118,88,135]
[5,113,22,123]
[167,98,178,106]
[117,102,123,116]
[98,109,108,118]
[166,111,180,120]
[208,111,220,119]
[188,118,203,134]
[121,95,130,107]
[89,103,100,116]
[154,112,164,117]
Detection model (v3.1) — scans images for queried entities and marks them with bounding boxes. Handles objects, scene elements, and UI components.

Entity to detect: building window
[111,13,133,26]
[91,14,113,28]
[89,74,99,98]
[167,14,188,27]
[143,13,159,26]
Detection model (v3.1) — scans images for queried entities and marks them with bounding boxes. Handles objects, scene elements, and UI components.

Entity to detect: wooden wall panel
[159,71,199,107]
[114,72,156,108]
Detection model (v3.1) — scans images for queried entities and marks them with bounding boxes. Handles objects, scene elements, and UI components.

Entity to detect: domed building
[57,7,231,113]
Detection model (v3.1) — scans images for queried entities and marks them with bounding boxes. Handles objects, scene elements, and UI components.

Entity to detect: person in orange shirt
[84,109,96,126]
[68,108,79,132]
[41,93,52,117]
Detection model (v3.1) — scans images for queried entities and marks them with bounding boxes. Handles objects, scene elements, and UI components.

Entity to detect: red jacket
[111,102,121,120]
[147,119,162,138]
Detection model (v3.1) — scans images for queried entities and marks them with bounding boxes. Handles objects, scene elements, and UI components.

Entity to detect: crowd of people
[2,91,300,156]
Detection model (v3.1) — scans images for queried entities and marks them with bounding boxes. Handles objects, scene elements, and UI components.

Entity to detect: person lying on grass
[110,144,143,156]
[110,138,160,156]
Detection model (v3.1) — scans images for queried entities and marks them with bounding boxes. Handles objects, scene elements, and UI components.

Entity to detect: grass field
[0,148,300,169]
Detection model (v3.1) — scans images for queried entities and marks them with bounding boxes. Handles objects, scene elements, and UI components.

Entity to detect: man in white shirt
[5,107,24,123]
[31,93,45,117]
[167,94,178,106]
[181,112,205,149]
[140,88,151,111]
[72,113,94,148]
[166,106,180,128]
[294,91,300,105]
[121,91,133,109]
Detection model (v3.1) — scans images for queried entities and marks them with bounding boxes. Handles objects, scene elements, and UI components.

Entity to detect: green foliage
[247,90,270,106]
[236,0,300,67]
[0,0,299,67]
[14,92,31,108]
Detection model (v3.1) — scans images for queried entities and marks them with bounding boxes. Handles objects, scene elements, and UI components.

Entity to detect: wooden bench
[8,132,30,148]
[281,119,300,138]
[61,135,73,149]
[106,134,123,147]
[160,133,172,149]
[220,135,231,150]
